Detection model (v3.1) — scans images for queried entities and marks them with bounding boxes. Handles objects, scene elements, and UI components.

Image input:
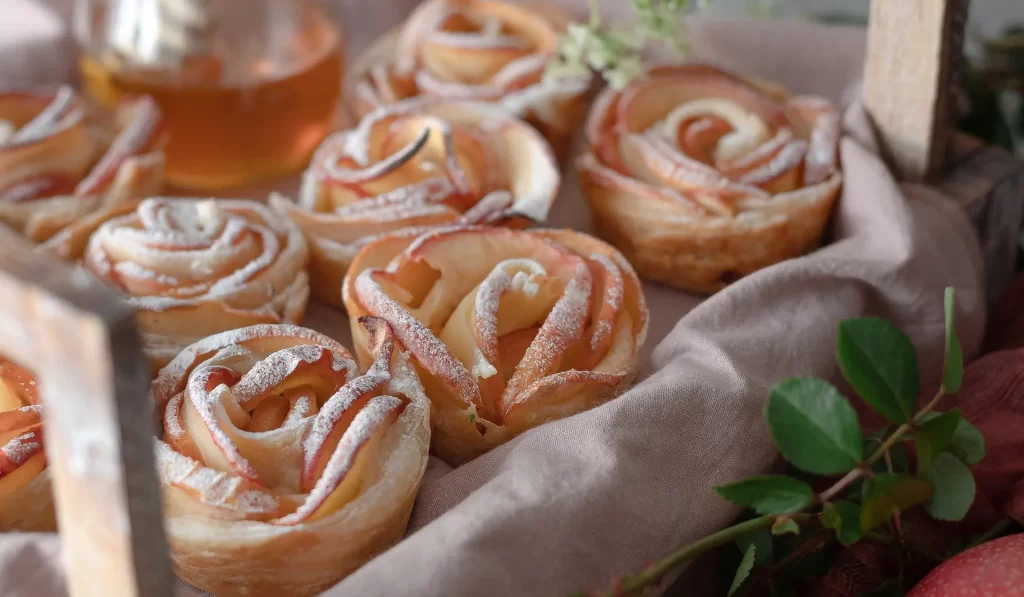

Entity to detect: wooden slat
[863,0,970,182]
[0,228,172,597]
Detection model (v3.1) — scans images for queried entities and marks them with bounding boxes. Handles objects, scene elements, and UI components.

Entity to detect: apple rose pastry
[577,64,843,293]
[152,321,430,597]
[270,97,559,307]
[347,0,591,158]
[79,197,310,370]
[343,226,648,465]
[0,358,54,532]
[0,86,166,254]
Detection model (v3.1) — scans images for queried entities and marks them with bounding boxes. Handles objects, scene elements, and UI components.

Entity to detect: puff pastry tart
[0,358,54,532]
[152,321,430,597]
[0,86,166,252]
[347,0,591,158]
[577,64,843,293]
[270,97,559,307]
[343,226,648,465]
[75,197,310,370]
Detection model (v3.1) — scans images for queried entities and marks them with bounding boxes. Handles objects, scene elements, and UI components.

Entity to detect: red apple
[908,534,1024,597]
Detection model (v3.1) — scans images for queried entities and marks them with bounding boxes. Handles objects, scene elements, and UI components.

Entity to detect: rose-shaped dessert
[152,321,430,597]
[271,97,559,307]
[0,86,166,254]
[577,64,843,293]
[343,226,648,465]
[347,0,591,158]
[0,358,54,532]
[76,197,309,370]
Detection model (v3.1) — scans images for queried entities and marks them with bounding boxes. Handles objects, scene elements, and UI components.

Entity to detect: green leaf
[822,501,863,546]
[771,518,800,536]
[729,543,757,596]
[837,317,920,423]
[735,529,773,567]
[716,476,814,515]
[860,474,933,531]
[915,410,963,476]
[943,288,964,393]
[949,418,986,465]
[926,452,976,521]
[766,378,863,475]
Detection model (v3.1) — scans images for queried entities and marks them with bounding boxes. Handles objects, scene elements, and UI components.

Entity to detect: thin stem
[820,387,946,504]
[596,514,811,596]
[819,468,863,503]
[588,0,602,28]
[868,386,946,467]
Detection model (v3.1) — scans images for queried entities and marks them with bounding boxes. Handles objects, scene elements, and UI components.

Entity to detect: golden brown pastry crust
[74,197,310,370]
[577,64,843,293]
[271,97,560,307]
[152,321,431,597]
[0,358,54,532]
[344,225,648,465]
[0,87,166,252]
[346,0,591,159]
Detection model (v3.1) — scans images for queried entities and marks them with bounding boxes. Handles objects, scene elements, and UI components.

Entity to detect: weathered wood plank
[0,228,172,597]
[863,0,970,181]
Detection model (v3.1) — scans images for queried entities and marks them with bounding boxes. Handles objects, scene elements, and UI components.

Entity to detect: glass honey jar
[74,0,345,190]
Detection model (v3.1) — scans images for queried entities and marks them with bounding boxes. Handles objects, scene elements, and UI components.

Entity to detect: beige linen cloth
[0,3,987,596]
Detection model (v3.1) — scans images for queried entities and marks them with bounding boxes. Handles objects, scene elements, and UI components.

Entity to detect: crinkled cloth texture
[0,3,991,597]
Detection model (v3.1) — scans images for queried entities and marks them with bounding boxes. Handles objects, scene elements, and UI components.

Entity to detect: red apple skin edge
[908,533,1024,597]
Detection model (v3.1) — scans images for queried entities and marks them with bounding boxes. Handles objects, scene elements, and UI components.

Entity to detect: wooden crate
[0,1,1021,596]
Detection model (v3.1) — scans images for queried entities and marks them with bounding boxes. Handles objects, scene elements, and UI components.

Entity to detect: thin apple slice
[500,259,591,412]
[299,317,396,491]
[156,440,287,522]
[422,31,532,84]
[0,429,44,476]
[324,126,429,185]
[788,96,841,186]
[229,344,352,410]
[503,370,623,431]
[617,132,744,217]
[75,95,165,196]
[6,86,78,145]
[438,258,557,422]
[571,253,625,371]
[356,267,484,413]
[276,395,403,524]
[0,452,46,497]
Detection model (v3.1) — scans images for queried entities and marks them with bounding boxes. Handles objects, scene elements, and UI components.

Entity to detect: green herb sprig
[573,287,995,596]
[544,0,706,90]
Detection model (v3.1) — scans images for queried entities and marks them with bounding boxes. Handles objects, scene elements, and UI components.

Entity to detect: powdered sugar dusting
[164,393,185,438]
[230,345,353,408]
[501,258,592,407]
[1,430,43,466]
[300,327,395,476]
[276,395,402,525]
[156,440,279,514]
[154,323,414,522]
[473,259,547,375]
[186,366,259,481]
[355,270,482,409]
[739,139,808,187]
[82,197,307,321]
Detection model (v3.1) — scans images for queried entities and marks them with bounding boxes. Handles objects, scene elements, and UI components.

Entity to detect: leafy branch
[544,0,709,90]
[575,288,987,596]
